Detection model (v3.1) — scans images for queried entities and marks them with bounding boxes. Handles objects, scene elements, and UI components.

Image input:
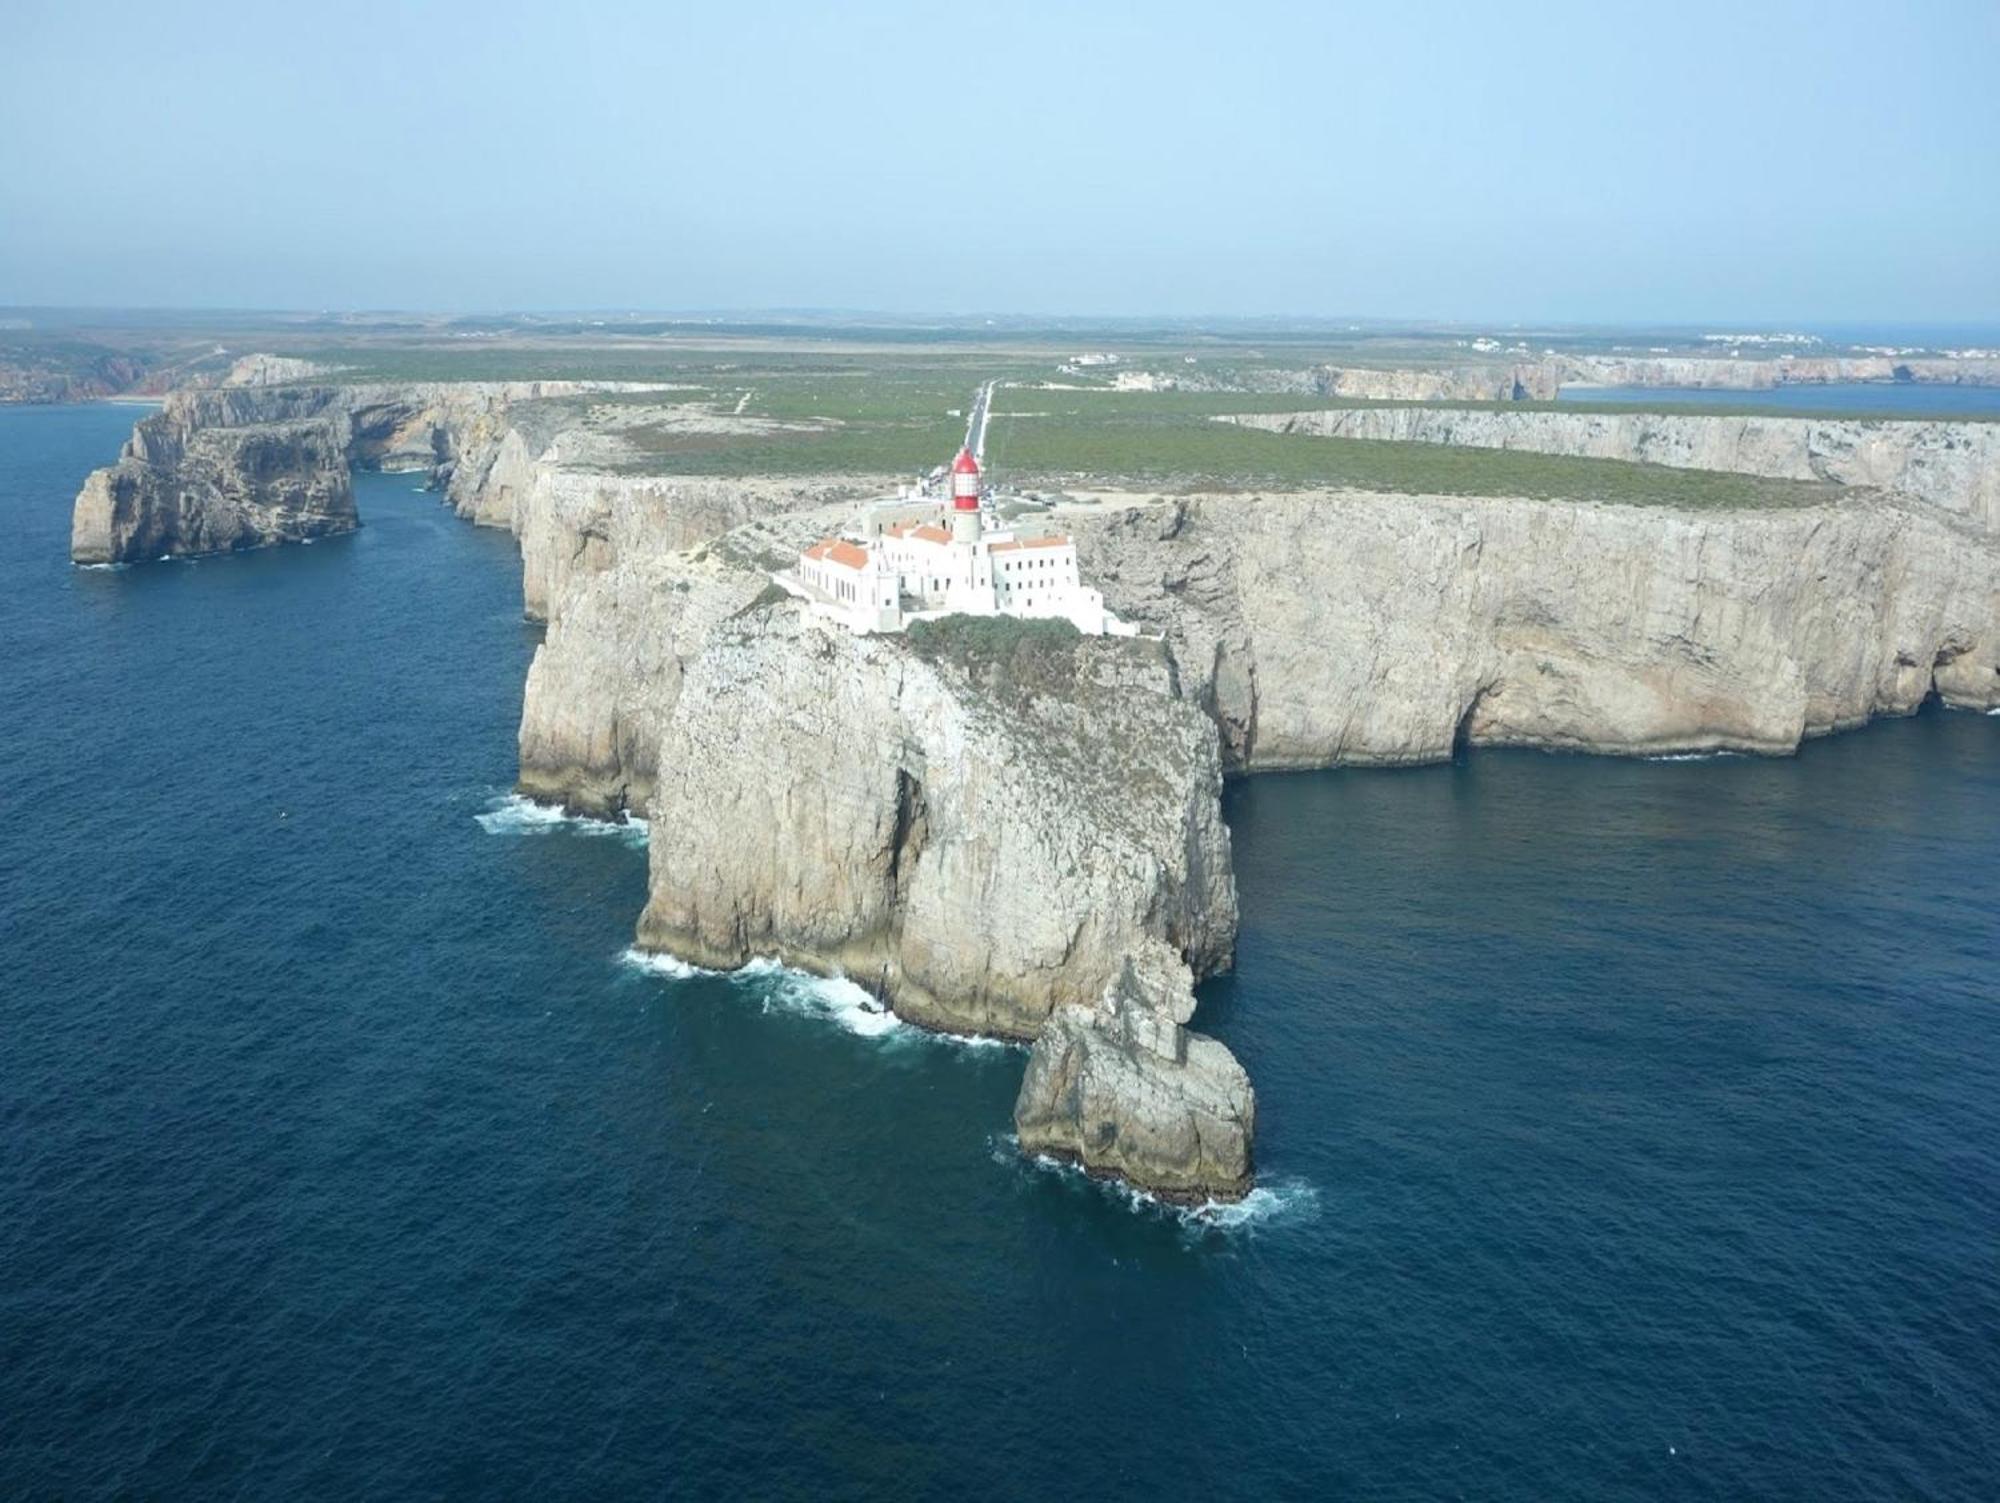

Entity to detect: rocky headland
[69,375,675,567]
[68,365,2000,1203]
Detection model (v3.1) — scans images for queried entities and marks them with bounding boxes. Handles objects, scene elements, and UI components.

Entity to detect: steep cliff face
[1071,492,2000,770]
[1133,353,2000,405]
[511,471,886,623]
[634,610,1237,1041]
[1230,408,2000,534]
[71,408,355,564]
[1015,953,1255,1204]
[515,549,775,817]
[1560,353,2000,390]
[70,377,672,567]
[1125,362,1560,402]
[509,482,902,814]
[1313,364,1561,402]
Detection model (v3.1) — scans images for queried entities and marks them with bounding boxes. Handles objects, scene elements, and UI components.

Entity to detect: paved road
[965,380,996,460]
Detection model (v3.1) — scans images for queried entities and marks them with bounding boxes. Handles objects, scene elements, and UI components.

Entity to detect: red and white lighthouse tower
[950,447,982,542]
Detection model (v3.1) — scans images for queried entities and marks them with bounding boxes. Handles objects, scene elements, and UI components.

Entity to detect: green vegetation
[903,615,1167,711]
[731,581,794,618]
[608,411,965,477]
[983,407,1856,509]
[905,613,1083,681]
[993,383,2000,426]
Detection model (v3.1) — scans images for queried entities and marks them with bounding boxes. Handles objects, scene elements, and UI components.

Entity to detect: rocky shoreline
[68,373,2000,1203]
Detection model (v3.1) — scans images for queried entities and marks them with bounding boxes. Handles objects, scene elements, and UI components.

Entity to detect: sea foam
[617,946,1021,1050]
[1006,1135,1321,1234]
[476,793,648,847]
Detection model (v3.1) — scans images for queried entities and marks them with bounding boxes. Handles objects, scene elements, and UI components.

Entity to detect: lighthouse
[950,447,982,543]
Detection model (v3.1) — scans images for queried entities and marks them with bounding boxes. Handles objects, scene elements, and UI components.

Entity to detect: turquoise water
[1557,382,2000,418]
[3,403,1997,1498]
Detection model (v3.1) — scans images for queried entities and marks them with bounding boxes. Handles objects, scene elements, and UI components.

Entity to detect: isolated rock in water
[69,374,687,569]
[71,413,355,564]
[634,609,1237,1040]
[1014,955,1255,1204]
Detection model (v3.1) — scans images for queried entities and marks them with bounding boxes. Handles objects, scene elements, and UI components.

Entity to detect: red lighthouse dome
[950,448,980,511]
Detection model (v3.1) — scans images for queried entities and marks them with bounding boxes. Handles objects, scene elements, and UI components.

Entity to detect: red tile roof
[805,538,871,571]
[884,521,951,543]
[988,534,1071,553]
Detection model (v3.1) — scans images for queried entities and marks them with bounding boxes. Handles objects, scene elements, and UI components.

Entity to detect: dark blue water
[1557,382,2000,418]
[4,403,1998,1500]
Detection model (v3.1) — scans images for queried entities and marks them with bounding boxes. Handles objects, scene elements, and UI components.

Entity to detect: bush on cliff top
[904,614,1086,696]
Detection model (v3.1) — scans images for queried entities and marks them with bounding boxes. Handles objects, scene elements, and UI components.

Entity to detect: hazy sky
[3,0,1996,324]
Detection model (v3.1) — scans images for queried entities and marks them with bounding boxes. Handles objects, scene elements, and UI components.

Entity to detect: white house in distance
[783,448,1131,637]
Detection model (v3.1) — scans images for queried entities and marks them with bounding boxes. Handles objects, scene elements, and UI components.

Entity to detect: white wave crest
[1184,1177,1322,1231]
[618,947,713,979]
[1644,750,1739,763]
[620,947,1029,1050]
[618,948,904,1038]
[1009,1139,1320,1233]
[475,793,648,846]
[738,958,906,1038]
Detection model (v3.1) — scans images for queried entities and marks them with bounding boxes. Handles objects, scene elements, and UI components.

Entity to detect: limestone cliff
[71,404,355,564]
[1133,353,2000,405]
[634,609,1237,1041]
[1229,407,2000,535]
[1559,353,2000,391]
[1015,954,1255,1204]
[1068,491,2000,770]
[70,376,673,567]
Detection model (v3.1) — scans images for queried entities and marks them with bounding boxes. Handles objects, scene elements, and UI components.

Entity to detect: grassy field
[219,340,1956,499]
[983,406,1852,509]
[993,384,2000,426]
[609,411,966,477]
[509,367,1871,503]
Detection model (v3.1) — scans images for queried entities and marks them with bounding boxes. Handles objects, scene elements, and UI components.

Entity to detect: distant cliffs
[1135,353,2000,404]
[1229,407,2000,535]
[68,378,661,567]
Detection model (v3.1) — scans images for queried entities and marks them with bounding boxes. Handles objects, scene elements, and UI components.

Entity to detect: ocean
[3,403,1996,1499]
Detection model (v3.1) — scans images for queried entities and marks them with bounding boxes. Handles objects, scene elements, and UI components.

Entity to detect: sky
[2,0,1997,325]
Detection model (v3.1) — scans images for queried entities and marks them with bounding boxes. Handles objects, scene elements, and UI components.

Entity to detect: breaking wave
[617,947,1022,1050]
[618,948,707,980]
[1001,1136,1321,1234]
[735,957,907,1038]
[475,793,648,847]
[618,948,903,1038]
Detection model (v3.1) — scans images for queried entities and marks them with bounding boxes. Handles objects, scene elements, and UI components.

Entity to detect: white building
[779,448,1128,637]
